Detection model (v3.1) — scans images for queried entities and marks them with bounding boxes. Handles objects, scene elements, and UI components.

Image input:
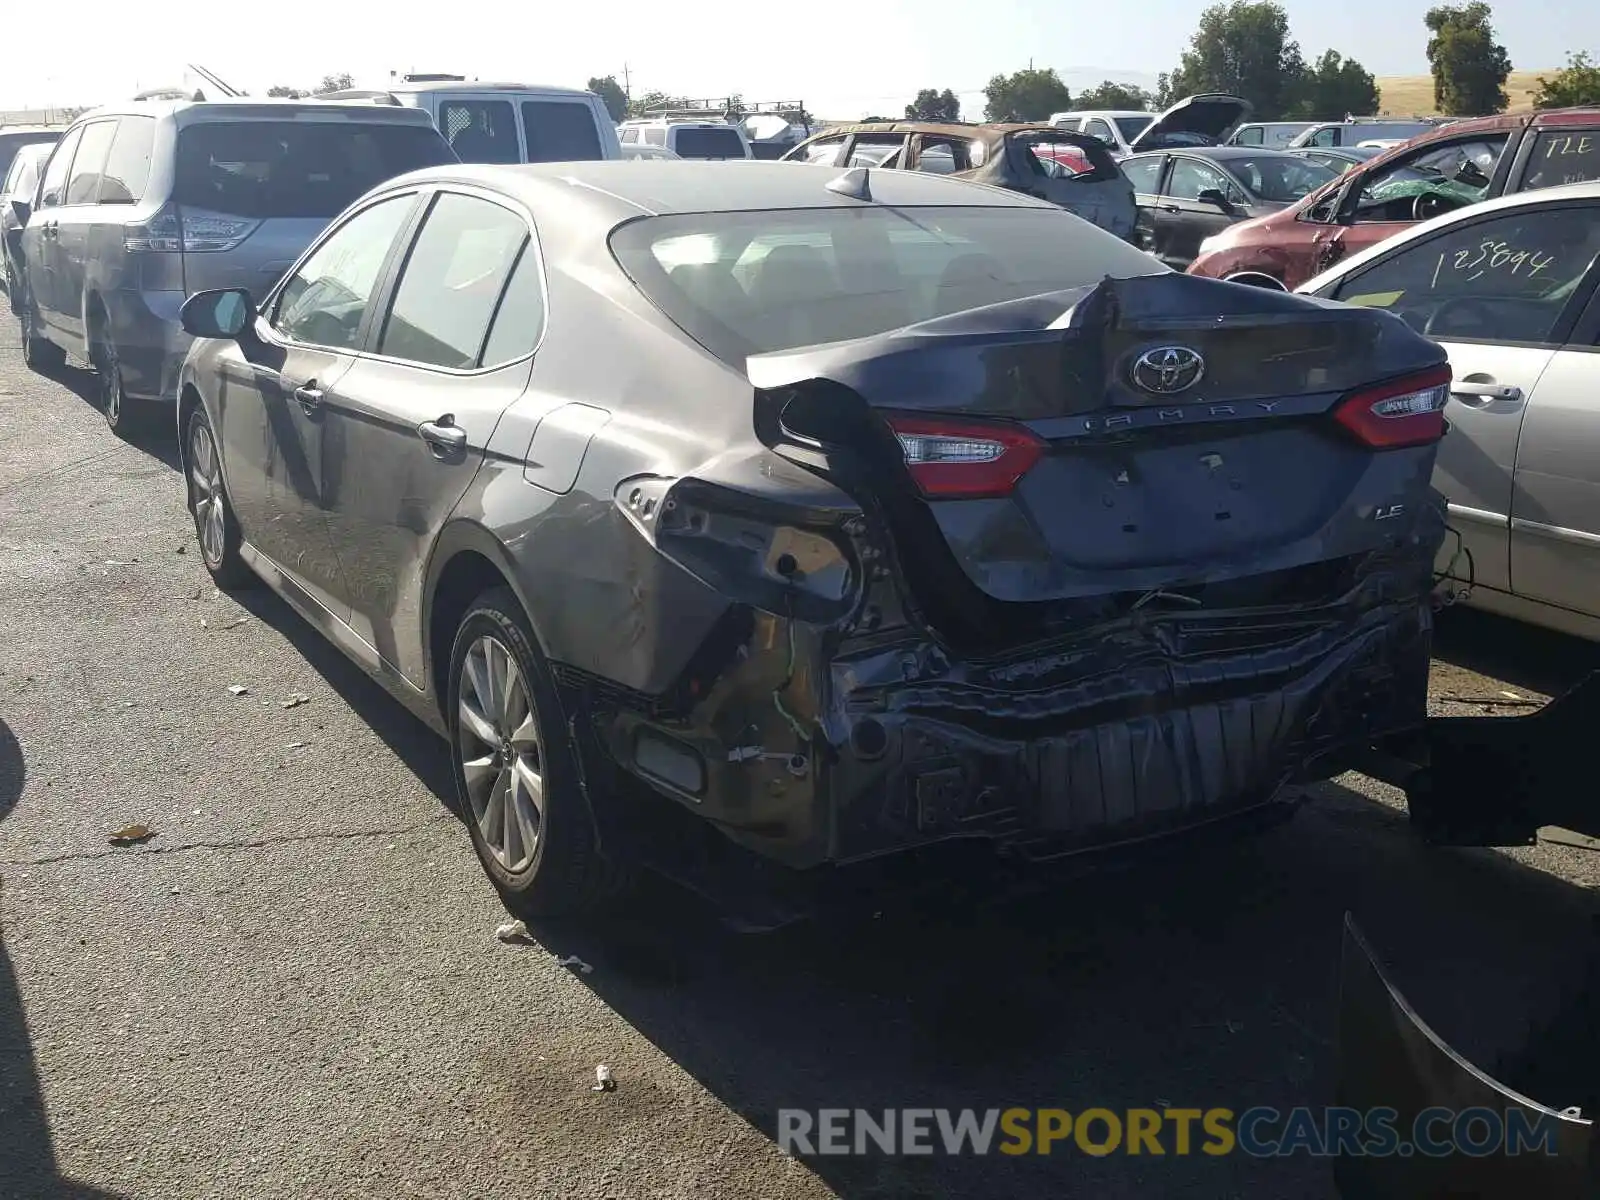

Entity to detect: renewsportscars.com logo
[777,1106,1564,1158]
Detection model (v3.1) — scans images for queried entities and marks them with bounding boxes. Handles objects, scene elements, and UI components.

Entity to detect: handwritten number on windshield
[1432,241,1555,284]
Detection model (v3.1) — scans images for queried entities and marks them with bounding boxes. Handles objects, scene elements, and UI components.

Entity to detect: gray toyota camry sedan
[175,160,1451,919]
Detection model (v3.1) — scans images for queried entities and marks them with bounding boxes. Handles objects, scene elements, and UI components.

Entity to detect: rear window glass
[1221,153,1336,202]
[673,127,745,159]
[1115,117,1153,142]
[610,205,1166,365]
[174,120,452,218]
[0,133,60,186]
[439,100,521,164]
[1520,130,1600,191]
[522,101,603,162]
[100,116,155,203]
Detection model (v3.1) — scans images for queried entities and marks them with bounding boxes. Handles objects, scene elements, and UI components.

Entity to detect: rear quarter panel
[441,201,753,694]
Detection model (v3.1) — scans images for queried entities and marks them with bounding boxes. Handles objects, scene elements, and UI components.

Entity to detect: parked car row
[6,76,1597,919]
[4,86,1461,919]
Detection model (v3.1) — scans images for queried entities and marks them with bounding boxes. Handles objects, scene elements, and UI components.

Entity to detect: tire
[184,404,253,590]
[448,587,629,918]
[17,291,65,373]
[92,327,144,438]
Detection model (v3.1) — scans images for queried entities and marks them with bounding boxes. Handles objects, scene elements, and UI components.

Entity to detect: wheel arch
[1223,270,1288,291]
[423,521,549,717]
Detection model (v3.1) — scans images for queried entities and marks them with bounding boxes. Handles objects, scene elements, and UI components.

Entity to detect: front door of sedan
[318,190,541,688]
[1507,269,1600,617]
[1317,201,1600,597]
[220,191,423,618]
[1118,154,1166,257]
[1160,156,1244,267]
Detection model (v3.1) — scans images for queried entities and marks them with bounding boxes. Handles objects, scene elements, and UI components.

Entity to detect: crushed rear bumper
[595,579,1434,871]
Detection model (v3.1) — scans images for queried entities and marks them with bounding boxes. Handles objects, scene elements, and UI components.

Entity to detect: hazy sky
[2,0,1593,119]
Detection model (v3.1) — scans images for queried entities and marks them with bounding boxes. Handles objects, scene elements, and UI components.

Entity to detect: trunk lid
[1126,93,1253,153]
[749,272,1448,608]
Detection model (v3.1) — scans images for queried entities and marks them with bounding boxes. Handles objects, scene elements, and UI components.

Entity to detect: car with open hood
[172,159,1451,920]
[780,120,1138,240]
[1188,105,1600,291]
[1051,94,1252,158]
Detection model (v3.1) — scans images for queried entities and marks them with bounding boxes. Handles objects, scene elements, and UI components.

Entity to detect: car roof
[1126,145,1305,161]
[69,99,439,127]
[379,159,1058,220]
[1057,111,1152,119]
[806,120,1065,141]
[1300,179,1600,291]
[387,81,592,97]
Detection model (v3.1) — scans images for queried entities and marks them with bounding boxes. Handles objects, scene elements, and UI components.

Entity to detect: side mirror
[181,288,253,339]
[1196,188,1231,208]
[10,199,29,225]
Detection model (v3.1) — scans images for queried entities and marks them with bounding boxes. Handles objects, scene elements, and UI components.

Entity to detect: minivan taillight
[1332,365,1453,450]
[124,207,260,253]
[884,413,1046,499]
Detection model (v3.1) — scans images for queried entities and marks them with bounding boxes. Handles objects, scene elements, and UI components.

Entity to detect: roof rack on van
[399,73,466,83]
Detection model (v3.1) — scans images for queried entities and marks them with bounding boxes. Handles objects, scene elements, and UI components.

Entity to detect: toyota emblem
[1130,346,1205,395]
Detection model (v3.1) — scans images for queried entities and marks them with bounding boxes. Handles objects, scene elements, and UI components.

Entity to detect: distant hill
[1376,70,1548,116]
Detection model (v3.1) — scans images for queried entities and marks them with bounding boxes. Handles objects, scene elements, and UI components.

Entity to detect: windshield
[609,205,1166,365]
[173,121,453,219]
[673,127,745,159]
[1114,117,1154,142]
[1222,154,1337,202]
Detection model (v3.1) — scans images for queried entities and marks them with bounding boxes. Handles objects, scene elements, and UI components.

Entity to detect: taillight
[1332,365,1453,450]
[124,207,260,253]
[884,413,1046,499]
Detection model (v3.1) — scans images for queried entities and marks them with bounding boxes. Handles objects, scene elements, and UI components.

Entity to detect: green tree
[266,85,305,99]
[587,76,628,122]
[1296,50,1381,119]
[1073,80,1156,111]
[1532,52,1600,109]
[1164,1,1307,120]
[904,88,961,121]
[982,68,1072,122]
[628,90,687,118]
[905,88,961,121]
[1424,3,1512,115]
[314,73,355,96]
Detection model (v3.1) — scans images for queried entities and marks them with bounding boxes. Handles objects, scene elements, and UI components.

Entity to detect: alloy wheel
[189,420,227,568]
[457,635,544,874]
[99,342,123,428]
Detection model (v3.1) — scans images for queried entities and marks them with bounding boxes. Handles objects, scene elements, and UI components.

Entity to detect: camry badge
[1131,346,1205,395]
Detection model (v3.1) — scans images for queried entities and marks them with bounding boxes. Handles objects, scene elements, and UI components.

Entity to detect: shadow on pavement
[39,362,182,473]
[230,586,456,805]
[1433,604,1600,699]
[0,719,126,1200]
[519,801,1599,1194]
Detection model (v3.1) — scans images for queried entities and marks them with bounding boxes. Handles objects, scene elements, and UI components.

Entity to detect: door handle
[292,384,324,415]
[1159,204,1181,213]
[418,416,467,455]
[1451,382,1522,403]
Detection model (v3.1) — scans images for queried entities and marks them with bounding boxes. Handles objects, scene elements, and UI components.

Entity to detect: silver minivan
[13,99,454,436]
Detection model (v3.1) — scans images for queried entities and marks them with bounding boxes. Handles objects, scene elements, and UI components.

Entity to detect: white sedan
[1298,181,1600,640]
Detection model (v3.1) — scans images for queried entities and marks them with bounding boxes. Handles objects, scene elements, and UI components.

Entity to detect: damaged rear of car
[589,191,1450,883]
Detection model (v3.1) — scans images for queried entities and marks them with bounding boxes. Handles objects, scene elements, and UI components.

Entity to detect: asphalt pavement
[3,314,1600,1199]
